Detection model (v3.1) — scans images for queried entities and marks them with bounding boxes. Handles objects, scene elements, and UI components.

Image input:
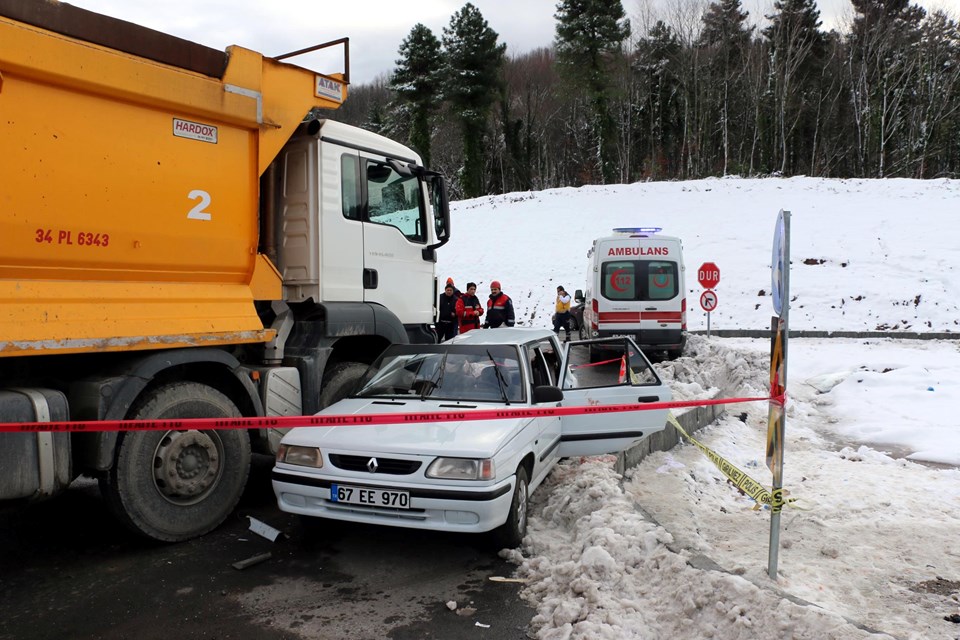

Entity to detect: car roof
[446,327,555,347]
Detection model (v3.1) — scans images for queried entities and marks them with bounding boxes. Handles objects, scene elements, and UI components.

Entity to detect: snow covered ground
[439,178,960,639]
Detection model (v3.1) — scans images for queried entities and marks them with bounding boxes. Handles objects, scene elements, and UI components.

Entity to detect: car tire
[490,466,529,549]
[100,382,250,542]
[318,362,368,409]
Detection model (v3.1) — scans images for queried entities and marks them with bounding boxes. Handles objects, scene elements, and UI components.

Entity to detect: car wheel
[491,466,529,549]
[667,348,683,360]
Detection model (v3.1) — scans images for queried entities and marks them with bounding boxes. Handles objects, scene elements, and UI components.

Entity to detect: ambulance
[577,228,686,359]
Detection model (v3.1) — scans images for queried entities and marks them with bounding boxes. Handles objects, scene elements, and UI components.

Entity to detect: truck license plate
[330,484,410,509]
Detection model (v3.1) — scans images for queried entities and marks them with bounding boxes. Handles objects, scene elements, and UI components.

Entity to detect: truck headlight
[278,444,323,468]
[426,457,495,480]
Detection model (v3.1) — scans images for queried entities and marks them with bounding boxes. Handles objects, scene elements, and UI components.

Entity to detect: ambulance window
[646,261,677,300]
[601,261,636,300]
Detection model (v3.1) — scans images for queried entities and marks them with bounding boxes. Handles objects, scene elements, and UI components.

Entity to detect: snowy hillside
[439,177,960,334]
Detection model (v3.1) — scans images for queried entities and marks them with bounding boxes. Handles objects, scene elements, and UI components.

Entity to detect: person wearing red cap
[483,281,515,328]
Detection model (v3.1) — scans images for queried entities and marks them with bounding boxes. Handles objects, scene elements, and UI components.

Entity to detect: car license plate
[330,484,410,509]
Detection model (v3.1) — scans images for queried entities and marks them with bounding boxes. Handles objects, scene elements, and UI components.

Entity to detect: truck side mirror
[574,289,584,302]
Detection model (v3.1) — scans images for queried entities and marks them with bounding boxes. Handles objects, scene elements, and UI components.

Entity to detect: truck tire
[318,362,368,409]
[100,382,250,542]
[490,466,529,549]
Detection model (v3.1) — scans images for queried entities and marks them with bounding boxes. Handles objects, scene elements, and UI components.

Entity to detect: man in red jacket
[456,282,484,334]
[483,280,515,328]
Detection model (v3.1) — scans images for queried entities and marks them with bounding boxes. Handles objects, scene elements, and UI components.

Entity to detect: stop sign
[698,262,720,289]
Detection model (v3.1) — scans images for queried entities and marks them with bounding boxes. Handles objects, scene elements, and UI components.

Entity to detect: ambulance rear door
[595,235,684,351]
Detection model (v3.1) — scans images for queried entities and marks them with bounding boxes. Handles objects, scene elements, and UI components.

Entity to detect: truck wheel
[100,382,250,542]
[318,362,368,409]
[490,466,529,549]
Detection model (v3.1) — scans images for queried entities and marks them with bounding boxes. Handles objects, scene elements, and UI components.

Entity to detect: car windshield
[354,344,525,403]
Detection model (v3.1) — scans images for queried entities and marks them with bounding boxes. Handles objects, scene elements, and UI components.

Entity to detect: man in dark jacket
[483,280,515,328]
[437,283,459,342]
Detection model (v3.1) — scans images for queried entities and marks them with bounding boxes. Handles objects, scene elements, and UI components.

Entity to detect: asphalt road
[0,455,535,640]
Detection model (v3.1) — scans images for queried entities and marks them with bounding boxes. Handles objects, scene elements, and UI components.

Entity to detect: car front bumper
[272,468,515,534]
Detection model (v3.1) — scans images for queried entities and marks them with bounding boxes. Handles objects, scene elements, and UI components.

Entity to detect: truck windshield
[354,345,524,403]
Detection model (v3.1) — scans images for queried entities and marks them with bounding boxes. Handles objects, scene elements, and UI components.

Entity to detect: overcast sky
[68,0,959,85]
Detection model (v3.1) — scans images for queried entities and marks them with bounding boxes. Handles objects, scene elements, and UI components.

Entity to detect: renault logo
[367,457,378,473]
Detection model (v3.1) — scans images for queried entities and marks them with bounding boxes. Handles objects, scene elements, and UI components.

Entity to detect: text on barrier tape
[0,394,784,434]
[666,412,795,512]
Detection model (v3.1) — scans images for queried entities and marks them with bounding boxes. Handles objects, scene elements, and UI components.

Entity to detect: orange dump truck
[0,1,450,540]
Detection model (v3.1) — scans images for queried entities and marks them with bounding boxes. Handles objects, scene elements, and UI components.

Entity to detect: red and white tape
[0,394,785,434]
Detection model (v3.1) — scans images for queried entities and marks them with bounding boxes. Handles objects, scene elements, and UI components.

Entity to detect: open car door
[557,337,671,457]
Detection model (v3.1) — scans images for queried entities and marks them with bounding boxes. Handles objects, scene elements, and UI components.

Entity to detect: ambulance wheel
[491,466,529,549]
[318,362,368,409]
[100,382,250,542]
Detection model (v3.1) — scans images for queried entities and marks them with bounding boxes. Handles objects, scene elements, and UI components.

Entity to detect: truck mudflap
[0,389,71,501]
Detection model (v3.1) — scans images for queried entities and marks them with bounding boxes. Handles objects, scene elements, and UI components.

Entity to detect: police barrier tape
[666,412,796,512]
[0,394,784,434]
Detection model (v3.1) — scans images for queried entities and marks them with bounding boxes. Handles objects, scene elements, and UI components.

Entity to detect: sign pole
[767,210,790,580]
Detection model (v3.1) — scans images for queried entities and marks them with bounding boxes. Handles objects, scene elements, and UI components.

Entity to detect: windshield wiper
[486,349,511,405]
[420,352,448,401]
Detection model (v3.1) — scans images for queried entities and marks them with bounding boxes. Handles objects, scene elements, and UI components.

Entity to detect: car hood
[281,398,529,459]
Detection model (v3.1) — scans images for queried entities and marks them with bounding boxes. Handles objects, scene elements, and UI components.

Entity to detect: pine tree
[554,0,630,184]
[634,21,683,178]
[442,3,506,198]
[763,0,827,174]
[698,0,754,174]
[389,24,443,168]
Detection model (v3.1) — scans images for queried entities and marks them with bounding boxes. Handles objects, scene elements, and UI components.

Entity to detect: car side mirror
[532,385,563,403]
[574,289,584,303]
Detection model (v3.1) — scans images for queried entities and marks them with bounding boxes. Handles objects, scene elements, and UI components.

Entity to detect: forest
[324,0,960,198]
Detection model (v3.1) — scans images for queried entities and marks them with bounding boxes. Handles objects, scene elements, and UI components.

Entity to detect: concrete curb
[690,329,960,340]
[615,392,726,475]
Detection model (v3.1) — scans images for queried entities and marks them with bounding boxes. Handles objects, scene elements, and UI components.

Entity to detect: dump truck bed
[0,1,346,356]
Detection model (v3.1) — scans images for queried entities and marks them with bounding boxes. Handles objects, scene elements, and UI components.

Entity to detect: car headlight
[277,444,323,468]
[426,457,495,480]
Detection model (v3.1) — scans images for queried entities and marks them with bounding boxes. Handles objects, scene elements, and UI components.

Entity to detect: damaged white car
[272,328,670,547]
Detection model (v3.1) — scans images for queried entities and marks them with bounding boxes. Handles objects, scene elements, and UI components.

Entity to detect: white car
[272,328,671,547]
